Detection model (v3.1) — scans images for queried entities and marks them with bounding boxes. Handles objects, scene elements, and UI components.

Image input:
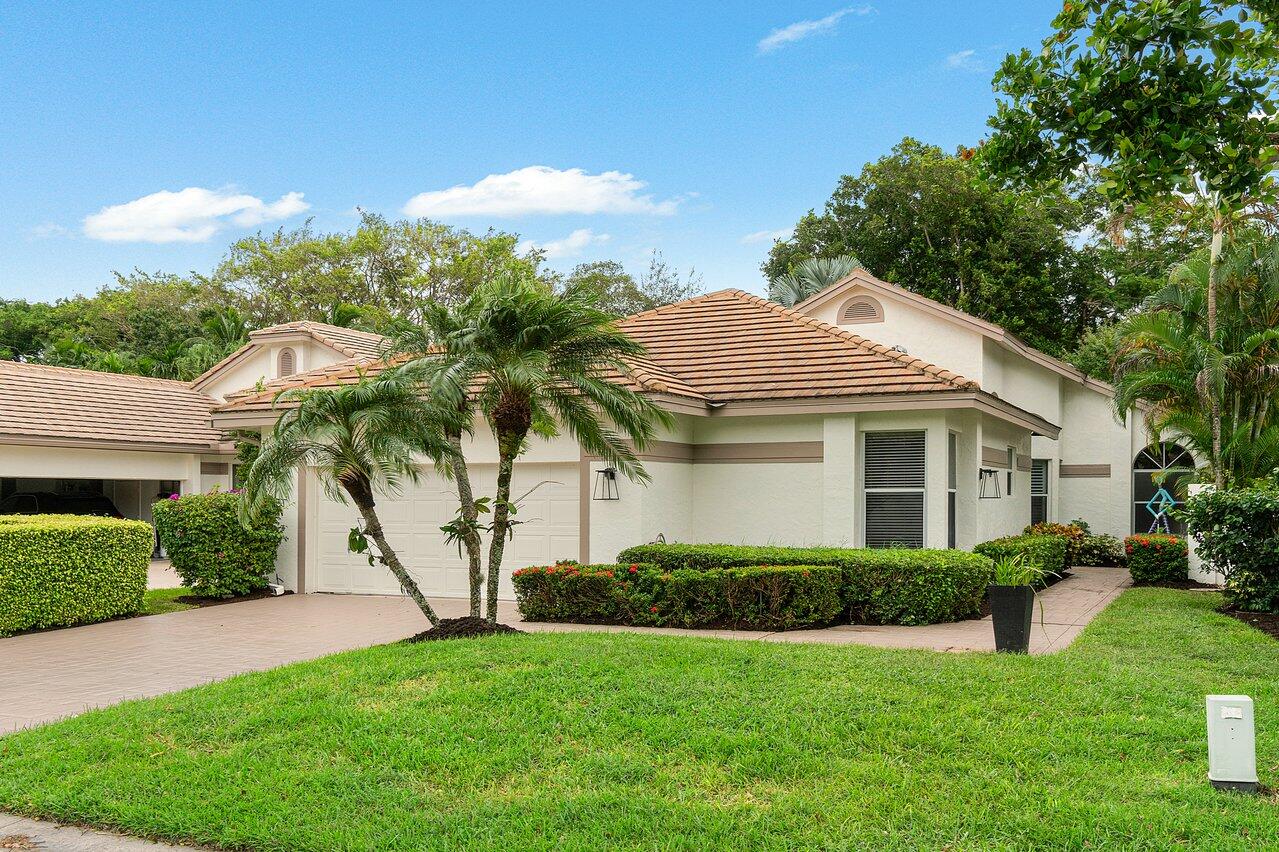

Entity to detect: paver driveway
[0,568,1131,734]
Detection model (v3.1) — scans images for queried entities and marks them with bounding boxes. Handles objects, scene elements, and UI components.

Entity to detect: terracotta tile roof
[0,361,224,450]
[214,290,974,415]
[615,289,977,401]
[249,321,388,359]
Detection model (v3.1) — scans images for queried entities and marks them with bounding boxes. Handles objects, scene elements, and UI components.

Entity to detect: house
[0,321,386,525]
[206,272,1182,600]
[2,272,1186,599]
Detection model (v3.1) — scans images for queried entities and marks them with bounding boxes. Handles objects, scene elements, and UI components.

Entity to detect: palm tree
[396,272,674,623]
[239,372,461,626]
[174,307,251,379]
[768,255,863,307]
[1113,239,1279,487]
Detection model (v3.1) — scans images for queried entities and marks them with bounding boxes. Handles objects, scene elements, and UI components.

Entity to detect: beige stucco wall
[201,338,353,401]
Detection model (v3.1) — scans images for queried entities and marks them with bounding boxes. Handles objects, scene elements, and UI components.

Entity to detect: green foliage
[1067,321,1124,382]
[1112,241,1279,485]
[1184,486,1279,612]
[1124,534,1189,585]
[974,535,1069,579]
[763,138,1109,355]
[984,1,1278,213]
[1078,534,1127,568]
[152,492,284,598]
[512,561,843,631]
[768,255,863,307]
[1023,521,1086,565]
[614,543,994,626]
[990,553,1049,587]
[0,514,152,635]
[559,252,702,317]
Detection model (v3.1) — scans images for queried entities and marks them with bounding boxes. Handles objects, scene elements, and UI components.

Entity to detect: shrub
[0,514,153,635]
[615,543,994,625]
[1077,534,1127,567]
[1124,534,1188,584]
[1023,522,1086,565]
[1183,487,1279,612]
[513,560,843,630]
[153,491,284,597]
[974,535,1068,580]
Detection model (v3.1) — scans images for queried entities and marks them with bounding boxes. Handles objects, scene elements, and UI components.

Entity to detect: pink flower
[168,493,181,500]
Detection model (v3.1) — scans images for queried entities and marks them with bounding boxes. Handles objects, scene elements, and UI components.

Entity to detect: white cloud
[740,228,792,245]
[518,228,611,260]
[25,222,69,240]
[757,6,873,54]
[403,166,679,218]
[83,187,310,243]
[945,49,981,70]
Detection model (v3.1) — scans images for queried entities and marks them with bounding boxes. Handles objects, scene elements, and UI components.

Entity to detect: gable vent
[839,296,883,324]
[278,347,296,377]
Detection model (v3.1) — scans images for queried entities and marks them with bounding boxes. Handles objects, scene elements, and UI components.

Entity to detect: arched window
[1133,442,1194,534]
[838,295,884,325]
[277,347,296,378]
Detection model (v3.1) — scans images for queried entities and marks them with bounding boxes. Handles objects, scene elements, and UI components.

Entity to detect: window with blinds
[864,430,926,548]
[1030,459,1049,525]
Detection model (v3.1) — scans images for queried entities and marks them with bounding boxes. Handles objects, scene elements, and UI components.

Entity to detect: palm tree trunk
[1208,209,1224,490]
[447,431,485,618]
[344,481,441,627]
[483,432,521,623]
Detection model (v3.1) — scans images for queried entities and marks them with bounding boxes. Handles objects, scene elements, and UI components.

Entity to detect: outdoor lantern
[593,466,620,501]
[978,467,1001,499]
[1206,695,1258,793]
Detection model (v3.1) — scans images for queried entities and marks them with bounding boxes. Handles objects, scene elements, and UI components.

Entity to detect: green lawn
[1,589,1275,850]
[139,587,196,616]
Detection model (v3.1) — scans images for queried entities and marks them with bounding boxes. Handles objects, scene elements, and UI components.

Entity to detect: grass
[139,587,195,616]
[0,589,1276,850]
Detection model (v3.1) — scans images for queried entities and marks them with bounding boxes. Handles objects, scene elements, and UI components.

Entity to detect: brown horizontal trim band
[981,446,1013,468]
[200,462,230,475]
[588,440,823,465]
[1017,454,1033,472]
[1060,463,1112,478]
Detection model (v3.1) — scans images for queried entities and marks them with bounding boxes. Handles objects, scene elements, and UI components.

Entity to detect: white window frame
[861,429,927,549]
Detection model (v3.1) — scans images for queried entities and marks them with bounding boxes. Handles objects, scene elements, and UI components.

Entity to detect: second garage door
[312,461,580,598]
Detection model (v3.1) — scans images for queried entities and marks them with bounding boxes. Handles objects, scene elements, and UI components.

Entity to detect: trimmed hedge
[1078,534,1127,567]
[153,491,284,598]
[1184,487,1279,612]
[512,560,843,630]
[1124,534,1188,584]
[0,514,152,636]
[973,534,1069,580]
[1024,522,1086,566]
[614,544,994,625]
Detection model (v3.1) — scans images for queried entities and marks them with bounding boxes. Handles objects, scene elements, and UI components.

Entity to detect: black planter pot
[989,584,1035,653]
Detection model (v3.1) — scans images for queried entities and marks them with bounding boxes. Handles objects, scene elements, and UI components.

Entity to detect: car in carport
[0,492,125,518]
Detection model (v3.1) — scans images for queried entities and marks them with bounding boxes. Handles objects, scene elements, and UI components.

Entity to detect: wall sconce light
[593,466,620,501]
[978,467,1002,499]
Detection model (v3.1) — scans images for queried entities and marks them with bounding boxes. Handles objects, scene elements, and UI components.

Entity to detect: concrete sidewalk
[0,812,199,850]
[0,567,1130,735]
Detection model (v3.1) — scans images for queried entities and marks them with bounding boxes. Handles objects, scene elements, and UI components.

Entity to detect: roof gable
[191,321,388,392]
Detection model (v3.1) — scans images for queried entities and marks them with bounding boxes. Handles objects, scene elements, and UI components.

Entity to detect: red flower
[650,606,658,613]
[629,565,638,573]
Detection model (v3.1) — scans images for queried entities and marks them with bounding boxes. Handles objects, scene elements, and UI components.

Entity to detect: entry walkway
[1,568,1130,735]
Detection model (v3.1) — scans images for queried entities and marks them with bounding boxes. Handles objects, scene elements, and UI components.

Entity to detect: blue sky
[0,1,1062,303]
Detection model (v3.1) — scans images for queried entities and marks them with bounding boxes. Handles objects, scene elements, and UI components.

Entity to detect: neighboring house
[0,321,385,526]
[2,278,1184,601]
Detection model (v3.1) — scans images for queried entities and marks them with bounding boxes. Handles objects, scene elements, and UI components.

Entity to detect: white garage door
[313,462,579,599]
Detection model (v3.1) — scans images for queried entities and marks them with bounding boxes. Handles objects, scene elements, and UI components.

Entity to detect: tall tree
[240,373,461,626]
[983,0,1279,486]
[561,251,703,317]
[399,272,674,623]
[764,138,1103,355]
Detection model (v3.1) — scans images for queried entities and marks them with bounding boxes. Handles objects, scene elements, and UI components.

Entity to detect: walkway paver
[0,812,198,850]
[0,567,1130,735]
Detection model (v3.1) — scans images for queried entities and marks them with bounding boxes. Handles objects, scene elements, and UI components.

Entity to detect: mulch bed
[1219,608,1279,642]
[405,616,525,643]
[1131,578,1221,590]
[174,589,290,608]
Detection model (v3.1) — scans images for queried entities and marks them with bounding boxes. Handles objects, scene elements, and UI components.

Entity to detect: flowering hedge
[1023,522,1086,565]
[1124,534,1188,584]
[512,560,843,630]
[153,491,284,598]
[0,514,152,635]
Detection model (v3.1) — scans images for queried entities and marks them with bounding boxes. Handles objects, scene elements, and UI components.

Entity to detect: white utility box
[1206,695,1258,793]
